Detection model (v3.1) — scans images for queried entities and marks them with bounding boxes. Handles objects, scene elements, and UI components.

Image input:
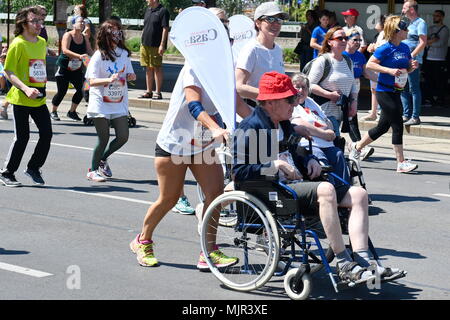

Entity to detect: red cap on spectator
[257,72,298,101]
[341,8,360,16]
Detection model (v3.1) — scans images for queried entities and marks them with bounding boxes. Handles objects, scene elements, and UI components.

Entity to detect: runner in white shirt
[130,9,250,269]
[84,19,136,182]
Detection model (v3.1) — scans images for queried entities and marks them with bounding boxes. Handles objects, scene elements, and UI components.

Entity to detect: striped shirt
[308,54,357,120]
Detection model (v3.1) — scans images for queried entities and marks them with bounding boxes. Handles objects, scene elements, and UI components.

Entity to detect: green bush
[166,46,181,55]
[283,48,299,64]
[126,37,141,52]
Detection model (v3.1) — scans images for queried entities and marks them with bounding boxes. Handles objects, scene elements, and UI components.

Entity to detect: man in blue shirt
[401,0,427,126]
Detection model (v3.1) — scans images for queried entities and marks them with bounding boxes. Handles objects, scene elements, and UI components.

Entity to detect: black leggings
[51,71,84,106]
[4,104,53,173]
[91,116,129,170]
[368,91,403,145]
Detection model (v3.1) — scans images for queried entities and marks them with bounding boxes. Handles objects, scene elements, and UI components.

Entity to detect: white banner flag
[229,14,256,63]
[169,7,236,130]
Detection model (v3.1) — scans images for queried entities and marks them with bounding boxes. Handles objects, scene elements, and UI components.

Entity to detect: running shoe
[348,142,361,161]
[172,196,195,215]
[87,169,106,182]
[129,234,159,267]
[360,146,375,161]
[67,111,82,121]
[197,248,239,271]
[50,111,60,121]
[403,117,421,126]
[99,160,112,177]
[397,160,418,173]
[24,168,45,185]
[0,170,22,187]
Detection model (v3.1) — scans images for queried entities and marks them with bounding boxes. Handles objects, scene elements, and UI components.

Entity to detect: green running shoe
[129,234,159,267]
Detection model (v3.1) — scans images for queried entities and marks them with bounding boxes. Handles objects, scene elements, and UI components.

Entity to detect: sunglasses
[330,36,349,42]
[397,20,409,32]
[261,16,284,24]
[350,38,362,42]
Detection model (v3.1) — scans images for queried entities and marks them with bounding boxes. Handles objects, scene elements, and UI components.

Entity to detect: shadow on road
[370,194,440,203]
[0,248,30,255]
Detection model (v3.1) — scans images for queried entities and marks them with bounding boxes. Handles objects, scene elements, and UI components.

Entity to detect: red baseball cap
[341,8,359,16]
[257,71,298,101]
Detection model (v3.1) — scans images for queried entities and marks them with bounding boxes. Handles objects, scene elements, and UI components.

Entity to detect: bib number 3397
[103,79,125,103]
[29,59,47,83]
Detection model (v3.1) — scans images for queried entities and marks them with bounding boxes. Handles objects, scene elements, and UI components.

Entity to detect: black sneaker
[67,111,82,121]
[50,111,60,121]
[24,168,45,185]
[0,171,22,187]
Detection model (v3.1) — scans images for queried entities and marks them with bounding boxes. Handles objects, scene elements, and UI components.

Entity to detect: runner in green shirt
[0,6,53,187]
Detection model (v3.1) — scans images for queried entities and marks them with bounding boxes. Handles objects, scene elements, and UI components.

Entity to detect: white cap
[254,2,289,21]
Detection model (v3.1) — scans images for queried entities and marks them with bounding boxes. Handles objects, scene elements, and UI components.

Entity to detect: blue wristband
[188,100,205,120]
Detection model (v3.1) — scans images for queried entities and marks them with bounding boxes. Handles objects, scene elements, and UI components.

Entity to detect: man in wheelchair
[232,71,402,286]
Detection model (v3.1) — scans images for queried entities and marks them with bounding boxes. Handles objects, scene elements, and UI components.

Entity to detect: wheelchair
[199,170,406,300]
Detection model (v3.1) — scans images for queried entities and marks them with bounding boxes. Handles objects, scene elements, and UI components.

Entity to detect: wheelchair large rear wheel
[200,191,280,292]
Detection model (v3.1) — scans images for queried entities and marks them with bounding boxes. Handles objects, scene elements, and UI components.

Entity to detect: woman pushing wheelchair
[233,71,405,287]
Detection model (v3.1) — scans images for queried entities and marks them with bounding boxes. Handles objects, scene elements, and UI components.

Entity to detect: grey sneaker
[360,146,374,161]
[24,168,45,185]
[99,160,112,177]
[0,171,22,187]
[348,142,361,161]
[404,117,421,126]
[50,111,60,121]
[67,111,82,121]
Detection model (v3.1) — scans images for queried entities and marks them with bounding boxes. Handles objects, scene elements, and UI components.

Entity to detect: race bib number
[29,59,47,83]
[68,59,82,71]
[103,79,125,103]
[191,114,220,148]
[394,73,408,89]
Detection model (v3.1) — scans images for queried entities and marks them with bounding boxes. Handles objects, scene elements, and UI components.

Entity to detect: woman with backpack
[306,26,358,138]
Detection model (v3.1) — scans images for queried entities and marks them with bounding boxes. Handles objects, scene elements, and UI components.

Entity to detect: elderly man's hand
[294,125,312,140]
[307,159,322,180]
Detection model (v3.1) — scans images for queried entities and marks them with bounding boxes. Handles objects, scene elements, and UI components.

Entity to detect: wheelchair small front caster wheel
[284,268,312,300]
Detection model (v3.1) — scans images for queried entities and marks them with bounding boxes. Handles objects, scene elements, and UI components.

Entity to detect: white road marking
[68,190,154,205]
[31,141,155,159]
[0,262,53,278]
[433,193,450,198]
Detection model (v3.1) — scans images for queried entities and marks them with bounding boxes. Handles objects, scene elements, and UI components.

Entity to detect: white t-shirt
[85,48,134,115]
[156,64,222,156]
[291,97,334,149]
[235,38,285,89]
